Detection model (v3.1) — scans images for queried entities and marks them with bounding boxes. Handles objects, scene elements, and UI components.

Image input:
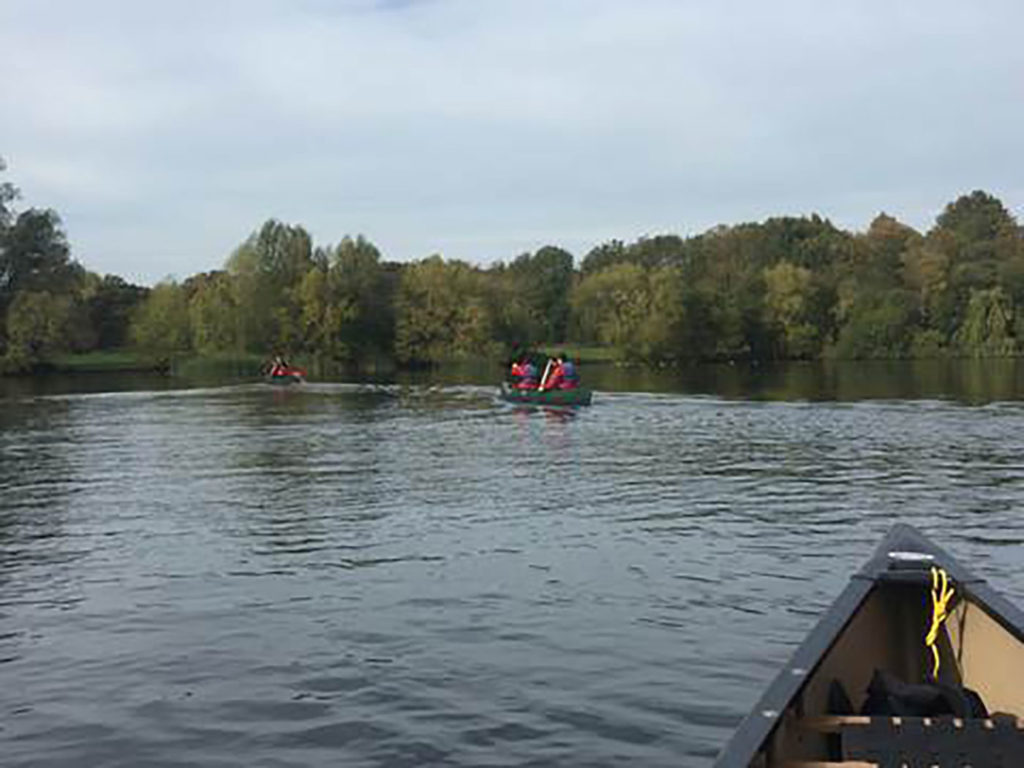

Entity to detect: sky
[1,0,1022,286]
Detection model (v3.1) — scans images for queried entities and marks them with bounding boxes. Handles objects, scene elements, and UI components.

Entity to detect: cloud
[1,0,1021,284]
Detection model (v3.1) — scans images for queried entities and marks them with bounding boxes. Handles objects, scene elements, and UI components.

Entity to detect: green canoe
[499,382,592,406]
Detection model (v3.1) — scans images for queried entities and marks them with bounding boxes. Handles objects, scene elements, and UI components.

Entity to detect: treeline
[0,158,146,373]
[3,153,1024,373]
[572,192,1024,363]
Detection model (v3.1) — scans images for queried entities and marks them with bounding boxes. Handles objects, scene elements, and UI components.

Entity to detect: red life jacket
[513,361,538,389]
[545,362,564,390]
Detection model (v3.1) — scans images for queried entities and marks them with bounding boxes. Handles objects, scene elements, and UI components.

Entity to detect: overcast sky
[2,0,1022,285]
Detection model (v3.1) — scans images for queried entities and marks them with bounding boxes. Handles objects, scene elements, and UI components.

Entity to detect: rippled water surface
[3,374,1024,767]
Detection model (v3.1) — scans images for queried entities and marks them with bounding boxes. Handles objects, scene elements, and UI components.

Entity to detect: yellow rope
[925,566,955,679]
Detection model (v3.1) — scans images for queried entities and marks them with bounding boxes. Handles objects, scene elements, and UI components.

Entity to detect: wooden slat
[796,716,871,732]
[798,713,1024,732]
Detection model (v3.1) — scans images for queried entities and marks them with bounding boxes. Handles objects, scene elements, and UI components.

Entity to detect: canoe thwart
[796,713,1024,766]
[798,713,1023,732]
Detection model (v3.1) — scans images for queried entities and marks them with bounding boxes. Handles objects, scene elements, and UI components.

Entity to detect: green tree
[328,235,394,360]
[834,290,918,359]
[841,214,922,296]
[628,235,689,270]
[483,261,540,349]
[902,241,953,338]
[226,220,313,353]
[0,206,85,358]
[3,291,74,370]
[295,235,395,364]
[297,265,355,360]
[580,240,628,275]
[507,246,574,343]
[86,274,148,349]
[936,190,1017,244]
[570,262,651,356]
[953,286,1017,357]
[928,191,1020,339]
[394,256,495,364]
[0,208,77,296]
[132,281,191,365]
[633,266,690,361]
[186,271,238,354]
[763,261,822,358]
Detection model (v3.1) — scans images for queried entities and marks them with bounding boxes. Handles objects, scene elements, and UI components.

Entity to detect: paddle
[537,359,553,390]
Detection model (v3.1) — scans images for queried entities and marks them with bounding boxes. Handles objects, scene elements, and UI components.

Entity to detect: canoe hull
[715,524,1024,767]
[265,374,304,385]
[499,383,592,406]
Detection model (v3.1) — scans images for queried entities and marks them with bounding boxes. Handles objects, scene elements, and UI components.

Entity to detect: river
[2,361,1024,766]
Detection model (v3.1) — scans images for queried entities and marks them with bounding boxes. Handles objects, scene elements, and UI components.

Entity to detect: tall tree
[226,219,313,352]
[763,261,821,359]
[581,240,628,275]
[1,208,81,356]
[297,265,356,361]
[834,289,918,359]
[328,235,395,360]
[394,256,494,364]
[509,246,574,343]
[0,156,18,230]
[0,209,76,296]
[86,274,148,349]
[132,281,191,365]
[186,271,238,354]
[3,291,74,371]
[936,190,1017,244]
[954,287,1017,357]
[570,262,650,355]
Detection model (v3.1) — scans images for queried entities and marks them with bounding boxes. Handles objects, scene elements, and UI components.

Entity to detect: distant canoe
[499,382,592,406]
[714,523,1024,767]
[265,369,305,385]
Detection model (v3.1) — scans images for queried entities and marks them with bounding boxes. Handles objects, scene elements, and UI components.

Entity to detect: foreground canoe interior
[753,586,1024,766]
[716,526,1024,768]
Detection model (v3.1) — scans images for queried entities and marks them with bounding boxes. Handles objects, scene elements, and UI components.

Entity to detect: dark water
[3,363,1024,767]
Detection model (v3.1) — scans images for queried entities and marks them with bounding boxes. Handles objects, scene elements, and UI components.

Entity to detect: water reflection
[0,371,183,399]
[585,358,1024,403]
[4,358,1023,404]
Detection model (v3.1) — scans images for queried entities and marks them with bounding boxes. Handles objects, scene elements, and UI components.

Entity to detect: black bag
[859,669,988,718]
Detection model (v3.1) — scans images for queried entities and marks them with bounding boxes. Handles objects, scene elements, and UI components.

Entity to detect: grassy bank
[41,350,265,377]
[17,346,624,379]
[172,352,266,378]
[48,350,162,373]
[535,345,619,364]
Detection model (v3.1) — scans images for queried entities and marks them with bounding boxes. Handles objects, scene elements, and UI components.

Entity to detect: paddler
[541,352,580,391]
